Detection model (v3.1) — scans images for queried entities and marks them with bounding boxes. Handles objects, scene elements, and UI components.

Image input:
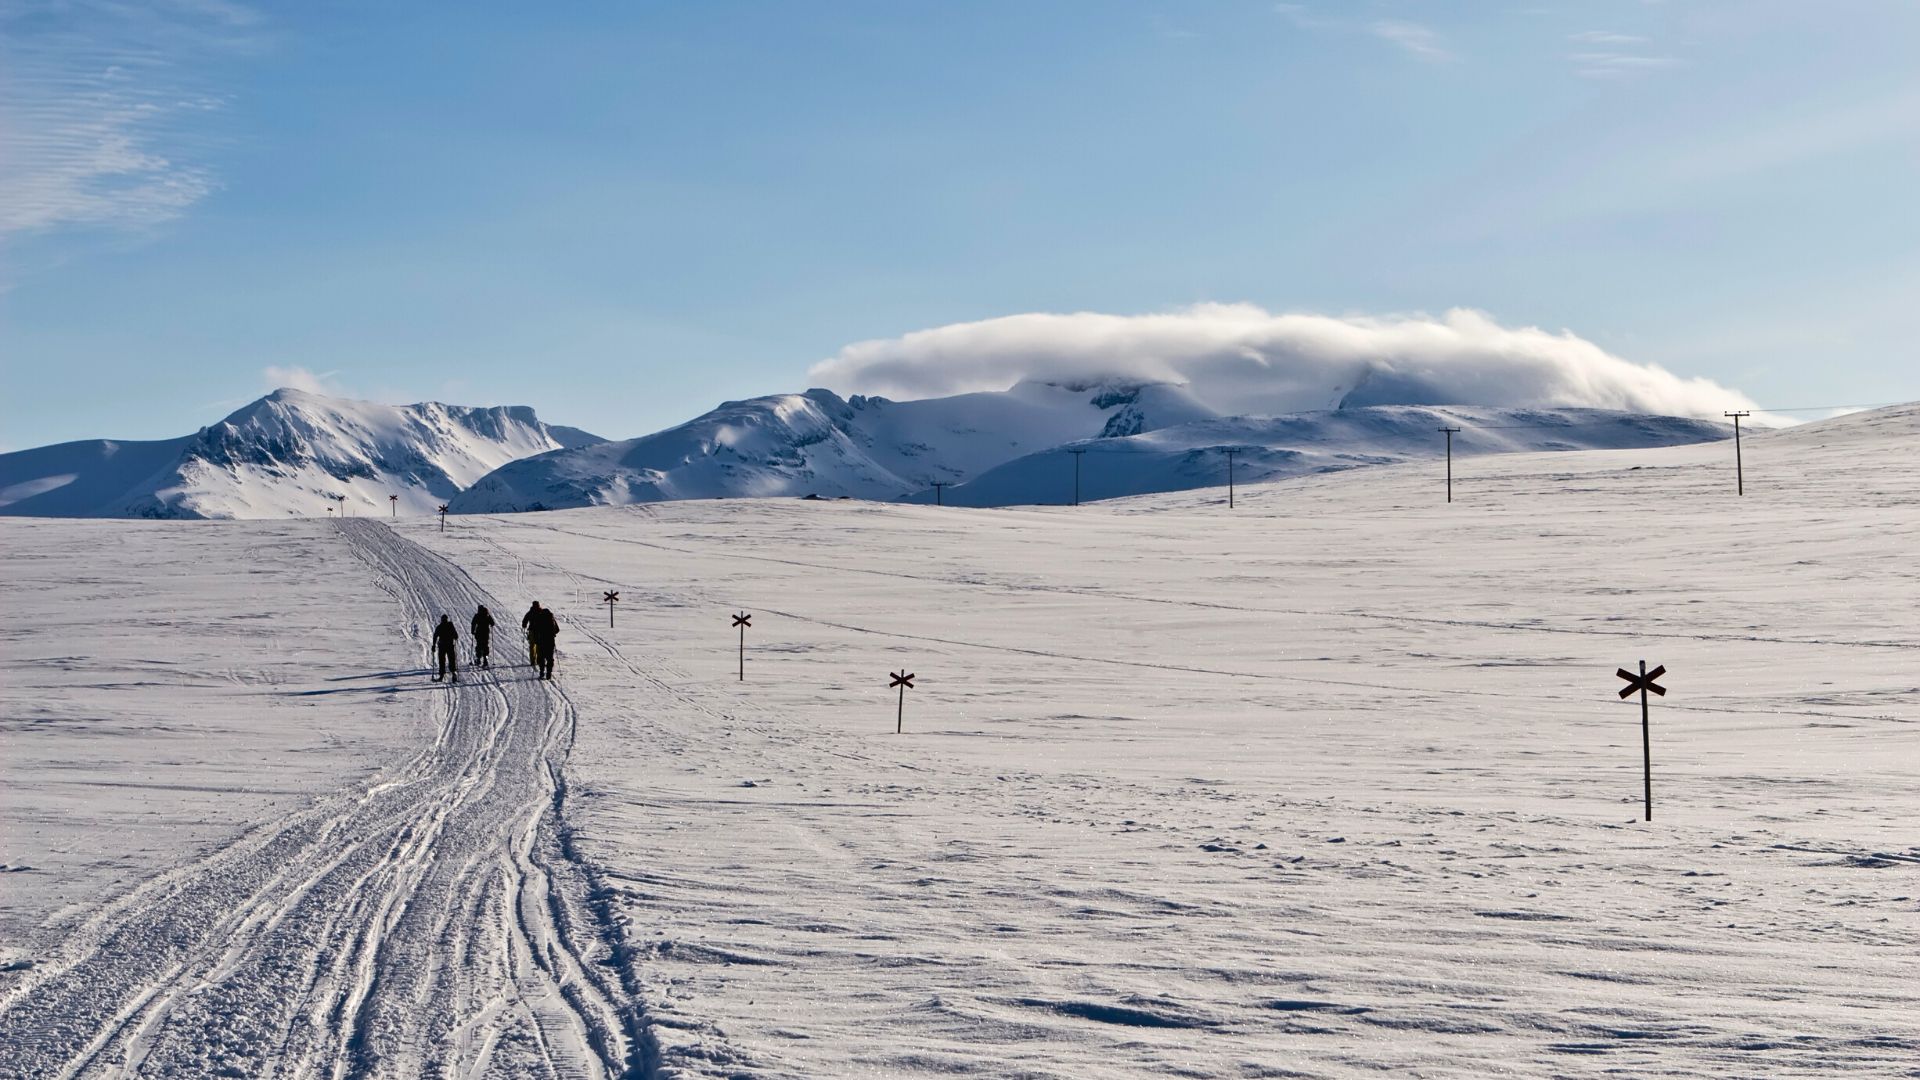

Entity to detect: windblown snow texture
[0,388,603,520]
[453,381,1729,511]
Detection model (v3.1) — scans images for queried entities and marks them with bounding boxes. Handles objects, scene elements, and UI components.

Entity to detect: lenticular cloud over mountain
[810,304,1761,419]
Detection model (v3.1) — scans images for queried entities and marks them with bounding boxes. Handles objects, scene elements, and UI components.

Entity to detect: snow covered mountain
[450,380,1215,512]
[0,389,603,519]
[907,406,1734,506]
[452,379,1732,512]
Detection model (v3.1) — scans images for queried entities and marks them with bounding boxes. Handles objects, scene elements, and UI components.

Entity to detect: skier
[530,604,560,680]
[431,615,459,682]
[471,604,495,669]
[521,601,545,667]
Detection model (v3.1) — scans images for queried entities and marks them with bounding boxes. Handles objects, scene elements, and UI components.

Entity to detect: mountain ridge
[0,389,603,519]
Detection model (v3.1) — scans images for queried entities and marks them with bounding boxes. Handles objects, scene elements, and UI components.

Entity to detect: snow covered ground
[3,404,1915,1078]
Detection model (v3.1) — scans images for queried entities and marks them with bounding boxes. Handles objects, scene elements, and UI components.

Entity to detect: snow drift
[0,389,602,519]
[810,304,1766,421]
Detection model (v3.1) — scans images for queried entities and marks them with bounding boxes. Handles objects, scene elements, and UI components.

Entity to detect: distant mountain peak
[0,389,604,519]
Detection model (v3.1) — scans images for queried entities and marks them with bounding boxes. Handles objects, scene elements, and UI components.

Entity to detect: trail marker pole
[732,612,751,680]
[326,505,333,517]
[1224,448,1238,509]
[438,504,449,532]
[603,590,619,628]
[931,481,950,506]
[389,494,398,518]
[1439,427,1460,503]
[1616,661,1668,821]
[1068,448,1086,506]
[1723,411,1750,495]
[890,669,915,733]
[338,495,348,518]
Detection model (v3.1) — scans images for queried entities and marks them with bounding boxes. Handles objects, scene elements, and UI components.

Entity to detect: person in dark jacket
[431,615,459,682]
[531,605,559,680]
[471,605,495,668]
[521,601,544,667]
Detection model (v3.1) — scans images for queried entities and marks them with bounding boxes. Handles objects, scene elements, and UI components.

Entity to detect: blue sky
[2,0,1916,448]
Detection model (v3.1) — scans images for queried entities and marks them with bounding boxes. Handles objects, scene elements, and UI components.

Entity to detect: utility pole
[1223,448,1238,509]
[930,481,950,506]
[1439,427,1461,503]
[1723,411,1750,495]
[1068,449,1086,507]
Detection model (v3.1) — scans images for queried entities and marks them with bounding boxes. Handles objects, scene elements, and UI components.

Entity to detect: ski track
[0,520,648,1080]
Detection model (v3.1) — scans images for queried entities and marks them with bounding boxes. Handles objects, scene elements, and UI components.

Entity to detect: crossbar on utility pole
[1224,448,1238,509]
[1439,427,1461,503]
[1068,449,1086,506]
[1723,412,1750,495]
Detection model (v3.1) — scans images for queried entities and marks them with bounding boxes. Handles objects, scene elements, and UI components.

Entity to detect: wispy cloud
[1570,51,1682,78]
[1275,5,1455,63]
[1568,30,1649,45]
[262,365,348,397]
[1369,20,1455,62]
[0,1,263,238]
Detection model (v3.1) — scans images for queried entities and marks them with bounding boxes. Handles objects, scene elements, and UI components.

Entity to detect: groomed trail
[0,520,647,1080]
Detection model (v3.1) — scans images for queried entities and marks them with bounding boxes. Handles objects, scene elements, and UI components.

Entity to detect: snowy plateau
[1,402,1915,1079]
[447,381,1735,512]
[0,389,602,520]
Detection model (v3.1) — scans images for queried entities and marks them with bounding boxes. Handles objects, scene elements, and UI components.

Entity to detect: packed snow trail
[0,520,645,1080]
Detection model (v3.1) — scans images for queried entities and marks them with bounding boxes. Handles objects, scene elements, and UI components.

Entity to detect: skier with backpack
[471,604,495,669]
[530,604,559,680]
[431,615,460,682]
[521,601,544,667]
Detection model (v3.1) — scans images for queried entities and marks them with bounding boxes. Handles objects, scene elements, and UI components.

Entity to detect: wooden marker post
[603,590,619,628]
[732,612,751,680]
[890,669,915,733]
[389,494,398,518]
[1616,661,1668,821]
[438,504,449,532]
[1068,448,1086,506]
[1224,448,1239,509]
[1439,427,1461,503]
[931,482,950,506]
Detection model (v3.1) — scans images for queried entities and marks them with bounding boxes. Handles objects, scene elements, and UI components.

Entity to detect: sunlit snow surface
[3,405,1915,1078]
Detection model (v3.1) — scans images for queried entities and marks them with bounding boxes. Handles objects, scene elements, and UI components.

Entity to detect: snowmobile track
[0,520,650,1080]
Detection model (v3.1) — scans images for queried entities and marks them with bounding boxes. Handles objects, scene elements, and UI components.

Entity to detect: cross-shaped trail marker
[732,612,751,681]
[1616,661,1668,821]
[890,669,915,733]
[603,590,619,628]
[438,504,449,532]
